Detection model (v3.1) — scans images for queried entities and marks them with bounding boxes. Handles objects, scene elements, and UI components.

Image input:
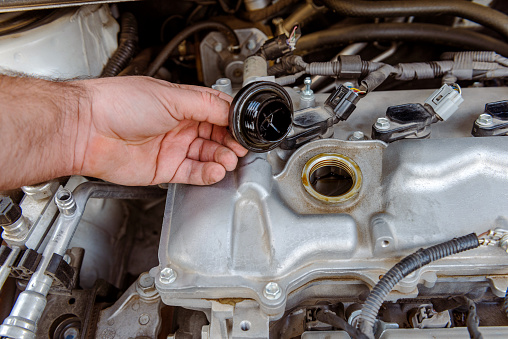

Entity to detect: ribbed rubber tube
[321,0,508,41]
[359,233,480,339]
[101,12,138,77]
[296,23,508,57]
[146,21,239,77]
[441,51,508,67]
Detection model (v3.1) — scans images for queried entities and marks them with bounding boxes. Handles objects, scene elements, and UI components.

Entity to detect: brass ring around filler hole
[302,153,362,203]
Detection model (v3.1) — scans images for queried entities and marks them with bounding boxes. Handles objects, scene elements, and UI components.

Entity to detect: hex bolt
[0,197,22,227]
[263,282,282,300]
[139,314,150,325]
[302,77,313,96]
[159,267,177,284]
[349,131,365,141]
[375,117,391,131]
[476,113,494,127]
[139,272,155,289]
[247,39,257,51]
[213,42,223,53]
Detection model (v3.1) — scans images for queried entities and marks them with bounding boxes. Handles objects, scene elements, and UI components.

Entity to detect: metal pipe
[0,182,164,339]
[0,246,20,292]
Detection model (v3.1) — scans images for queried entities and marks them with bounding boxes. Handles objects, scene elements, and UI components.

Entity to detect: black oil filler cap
[229,81,293,152]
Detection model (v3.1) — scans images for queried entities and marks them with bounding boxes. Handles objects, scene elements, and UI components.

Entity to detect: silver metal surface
[0,0,137,13]
[375,117,390,130]
[159,267,177,284]
[21,180,58,201]
[96,274,162,339]
[0,182,163,338]
[156,86,508,338]
[301,327,508,338]
[349,131,365,141]
[55,188,76,216]
[0,246,20,292]
[200,28,268,87]
[300,77,315,108]
[477,113,494,127]
[212,78,233,96]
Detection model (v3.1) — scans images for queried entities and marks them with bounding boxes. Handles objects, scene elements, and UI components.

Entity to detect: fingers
[173,83,233,103]
[187,138,239,171]
[171,159,227,185]
[198,123,248,157]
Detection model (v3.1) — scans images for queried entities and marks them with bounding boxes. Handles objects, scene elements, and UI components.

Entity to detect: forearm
[0,75,85,190]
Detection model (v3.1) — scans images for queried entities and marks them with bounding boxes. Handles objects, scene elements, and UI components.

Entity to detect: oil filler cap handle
[229,81,293,152]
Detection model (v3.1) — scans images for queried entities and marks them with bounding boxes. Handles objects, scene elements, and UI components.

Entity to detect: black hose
[321,0,508,41]
[146,21,239,77]
[101,13,138,78]
[239,0,300,22]
[296,23,508,57]
[359,233,480,339]
[316,309,369,339]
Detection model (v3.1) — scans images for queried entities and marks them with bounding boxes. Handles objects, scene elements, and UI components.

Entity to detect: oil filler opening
[302,153,362,203]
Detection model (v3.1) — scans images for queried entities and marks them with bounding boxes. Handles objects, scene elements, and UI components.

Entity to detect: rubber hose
[239,0,299,22]
[441,51,508,67]
[316,310,369,339]
[146,21,239,77]
[321,0,508,41]
[296,23,508,58]
[359,233,480,339]
[101,13,138,77]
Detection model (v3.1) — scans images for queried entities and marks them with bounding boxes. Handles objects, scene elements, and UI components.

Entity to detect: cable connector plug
[424,83,464,121]
[478,228,508,252]
[324,85,360,122]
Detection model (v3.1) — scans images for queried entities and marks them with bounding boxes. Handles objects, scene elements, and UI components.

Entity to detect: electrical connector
[324,85,360,122]
[424,84,464,121]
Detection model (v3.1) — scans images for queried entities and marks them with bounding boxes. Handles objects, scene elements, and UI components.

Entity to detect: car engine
[2,0,508,338]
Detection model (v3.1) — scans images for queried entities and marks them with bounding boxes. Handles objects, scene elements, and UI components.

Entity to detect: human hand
[73,76,247,186]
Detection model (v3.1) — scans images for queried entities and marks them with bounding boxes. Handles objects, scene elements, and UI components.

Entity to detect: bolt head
[214,42,223,53]
[477,113,493,127]
[247,39,257,51]
[304,77,312,86]
[350,131,365,141]
[375,117,391,130]
[159,267,177,284]
[0,197,22,226]
[263,282,282,300]
[139,272,155,288]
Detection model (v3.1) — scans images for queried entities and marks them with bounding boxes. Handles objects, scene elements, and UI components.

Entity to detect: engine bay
[2,1,508,338]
